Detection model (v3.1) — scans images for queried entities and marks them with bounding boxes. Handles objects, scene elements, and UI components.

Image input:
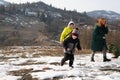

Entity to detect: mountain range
[1,0,120,20]
[0,0,9,6]
[87,10,120,20]
[0,1,93,46]
[0,0,120,46]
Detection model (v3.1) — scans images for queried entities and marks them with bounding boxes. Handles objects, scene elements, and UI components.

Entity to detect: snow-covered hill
[0,46,120,80]
[87,10,120,20]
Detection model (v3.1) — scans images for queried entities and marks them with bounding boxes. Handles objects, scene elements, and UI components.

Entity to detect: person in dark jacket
[91,18,111,62]
[61,29,81,68]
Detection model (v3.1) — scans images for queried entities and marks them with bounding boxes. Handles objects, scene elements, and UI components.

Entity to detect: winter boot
[91,58,95,62]
[69,65,74,68]
[103,58,111,62]
[61,59,65,66]
[91,51,95,62]
[91,57,95,62]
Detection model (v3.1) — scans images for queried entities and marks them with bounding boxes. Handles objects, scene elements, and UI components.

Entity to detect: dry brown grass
[9,68,38,80]
[49,62,60,65]
[32,53,41,57]
[20,54,27,58]
[0,46,92,58]
[15,60,46,66]
[79,49,92,54]
[9,68,33,76]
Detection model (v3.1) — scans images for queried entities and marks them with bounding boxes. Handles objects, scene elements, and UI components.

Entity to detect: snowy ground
[0,46,120,80]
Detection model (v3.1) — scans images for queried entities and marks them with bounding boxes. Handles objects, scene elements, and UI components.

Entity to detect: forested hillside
[0,1,120,53]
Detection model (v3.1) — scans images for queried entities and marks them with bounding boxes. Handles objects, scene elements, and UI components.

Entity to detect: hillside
[0,0,9,6]
[0,14,49,46]
[0,1,94,46]
[87,10,120,20]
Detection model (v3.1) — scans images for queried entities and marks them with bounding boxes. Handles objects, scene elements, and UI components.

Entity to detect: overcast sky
[5,0,120,14]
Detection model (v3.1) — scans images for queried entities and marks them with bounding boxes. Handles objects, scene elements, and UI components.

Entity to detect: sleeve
[77,39,81,50]
[60,27,67,42]
[103,26,109,34]
[63,38,69,50]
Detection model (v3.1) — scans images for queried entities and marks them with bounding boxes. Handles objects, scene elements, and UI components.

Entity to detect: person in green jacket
[60,20,76,45]
[91,18,111,62]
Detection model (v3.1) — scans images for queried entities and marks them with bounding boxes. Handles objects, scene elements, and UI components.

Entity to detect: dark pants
[61,53,74,67]
[91,46,108,61]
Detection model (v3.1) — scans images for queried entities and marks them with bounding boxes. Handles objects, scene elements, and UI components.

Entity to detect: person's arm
[103,21,109,34]
[60,27,67,43]
[63,37,69,50]
[103,26,109,34]
[76,39,81,50]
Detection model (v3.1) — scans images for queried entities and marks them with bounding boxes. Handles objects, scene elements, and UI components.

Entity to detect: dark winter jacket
[63,36,81,54]
[91,24,108,51]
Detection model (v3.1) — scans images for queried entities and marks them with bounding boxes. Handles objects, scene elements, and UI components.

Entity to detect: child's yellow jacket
[60,26,74,42]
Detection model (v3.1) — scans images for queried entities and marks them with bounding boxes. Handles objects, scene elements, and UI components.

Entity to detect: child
[60,29,81,68]
[60,20,76,45]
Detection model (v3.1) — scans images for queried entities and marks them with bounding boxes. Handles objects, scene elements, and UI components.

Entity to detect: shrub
[109,44,120,58]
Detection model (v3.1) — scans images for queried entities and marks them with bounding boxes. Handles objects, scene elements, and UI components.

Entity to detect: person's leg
[91,51,95,62]
[103,47,111,62]
[61,53,69,66]
[69,54,74,68]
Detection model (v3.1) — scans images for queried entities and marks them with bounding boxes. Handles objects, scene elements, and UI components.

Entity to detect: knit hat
[72,33,78,37]
[72,28,79,37]
[68,20,75,26]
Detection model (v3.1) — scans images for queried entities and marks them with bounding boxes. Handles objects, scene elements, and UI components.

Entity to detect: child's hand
[67,48,71,51]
